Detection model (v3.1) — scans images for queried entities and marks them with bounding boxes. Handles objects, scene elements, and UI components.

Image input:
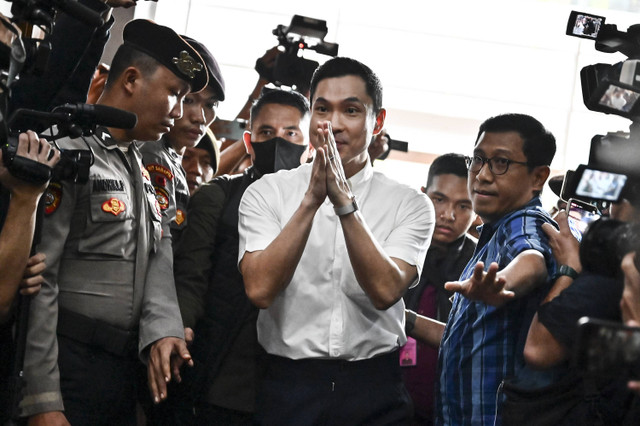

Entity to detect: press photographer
[499,11,640,425]
[0,131,59,424]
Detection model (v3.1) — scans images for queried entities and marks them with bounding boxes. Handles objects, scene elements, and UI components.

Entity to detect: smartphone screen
[566,198,600,241]
[573,317,640,380]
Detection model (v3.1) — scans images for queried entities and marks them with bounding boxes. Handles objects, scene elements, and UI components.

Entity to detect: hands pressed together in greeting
[306,121,353,211]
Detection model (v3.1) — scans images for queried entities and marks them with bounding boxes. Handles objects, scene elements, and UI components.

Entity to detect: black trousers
[255,350,413,426]
[57,334,139,426]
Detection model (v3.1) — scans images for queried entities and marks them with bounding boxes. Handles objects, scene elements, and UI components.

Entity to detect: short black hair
[105,44,160,90]
[249,88,310,129]
[580,218,630,277]
[309,57,383,114]
[426,153,468,189]
[476,113,556,169]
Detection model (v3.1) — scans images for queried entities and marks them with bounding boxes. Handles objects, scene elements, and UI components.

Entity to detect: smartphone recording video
[566,11,605,40]
[566,198,601,241]
[573,317,640,380]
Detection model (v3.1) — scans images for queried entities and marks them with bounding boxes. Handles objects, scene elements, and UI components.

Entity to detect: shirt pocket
[78,192,134,257]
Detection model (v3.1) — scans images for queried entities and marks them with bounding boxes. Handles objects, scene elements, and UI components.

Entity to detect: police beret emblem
[172,50,203,79]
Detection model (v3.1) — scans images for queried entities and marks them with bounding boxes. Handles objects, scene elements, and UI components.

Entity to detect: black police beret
[182,36,225,101]
[123,19,208,92]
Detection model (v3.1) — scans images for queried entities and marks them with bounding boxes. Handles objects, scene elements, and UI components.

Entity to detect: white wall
[1,0,638,206]
[149,1,637,190]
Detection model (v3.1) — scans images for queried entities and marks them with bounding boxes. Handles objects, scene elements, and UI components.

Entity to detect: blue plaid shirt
[435,197,557,426]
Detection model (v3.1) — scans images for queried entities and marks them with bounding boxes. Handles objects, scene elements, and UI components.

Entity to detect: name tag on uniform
[400,337,417,367]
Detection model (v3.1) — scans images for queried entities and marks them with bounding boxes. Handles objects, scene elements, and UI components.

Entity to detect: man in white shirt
[238,57,434,425]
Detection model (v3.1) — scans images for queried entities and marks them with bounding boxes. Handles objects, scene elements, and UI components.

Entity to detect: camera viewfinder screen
[598,84,640,112]
[576,168,627,201]
[568,12,604,39]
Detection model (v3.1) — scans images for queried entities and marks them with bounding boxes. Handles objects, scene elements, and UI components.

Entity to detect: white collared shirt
[238,161,434,361]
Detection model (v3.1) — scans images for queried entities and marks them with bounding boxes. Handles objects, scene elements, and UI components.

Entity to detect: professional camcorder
[0,1,137,185]
[257,14,339,93]
[562,11,640,209]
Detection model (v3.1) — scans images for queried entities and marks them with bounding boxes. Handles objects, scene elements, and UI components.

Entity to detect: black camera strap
[7,155,51,185]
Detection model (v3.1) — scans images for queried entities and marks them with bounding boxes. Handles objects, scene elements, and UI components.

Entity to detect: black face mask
[251,137,307,175]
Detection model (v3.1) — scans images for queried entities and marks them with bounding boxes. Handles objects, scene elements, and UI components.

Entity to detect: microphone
[53,103,138,129]
[53,0,105,28]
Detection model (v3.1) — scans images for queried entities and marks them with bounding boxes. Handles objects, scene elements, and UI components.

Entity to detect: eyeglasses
[465,155,528,176]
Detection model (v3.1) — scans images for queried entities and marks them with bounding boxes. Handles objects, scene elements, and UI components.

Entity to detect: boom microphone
[53,103,138,129]
[54,0,105,28]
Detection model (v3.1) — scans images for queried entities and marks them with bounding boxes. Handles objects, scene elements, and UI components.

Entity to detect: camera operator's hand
[542,211,582,273]
[28,411,71,426]
[0,131,60,197]
[621,252,640,324]
[254,46,281,82]
[20,253,47,297]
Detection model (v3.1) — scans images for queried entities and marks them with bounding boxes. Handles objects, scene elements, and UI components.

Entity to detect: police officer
[138,36,225,246]
[21,20,208,426]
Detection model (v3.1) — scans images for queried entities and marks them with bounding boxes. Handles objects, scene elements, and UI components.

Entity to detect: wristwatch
[556,264,579,280]
[334,196,358,216]
[405,309,417,334]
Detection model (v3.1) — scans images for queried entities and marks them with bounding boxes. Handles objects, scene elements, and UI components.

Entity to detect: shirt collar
[94,126,129,151]
[476,196,543,248]
[346,159,374,190]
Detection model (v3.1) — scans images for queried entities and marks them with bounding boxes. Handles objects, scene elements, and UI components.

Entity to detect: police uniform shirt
[20,127,185,416]
[138,137,190,246]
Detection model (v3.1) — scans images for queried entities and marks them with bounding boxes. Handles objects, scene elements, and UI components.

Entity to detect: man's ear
[532,165,551,193]
[373,108,386,135]
[122,67,142,96]
[242,131,253,156]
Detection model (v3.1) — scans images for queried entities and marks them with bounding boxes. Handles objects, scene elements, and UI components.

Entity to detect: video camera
[561,11,640,209]
[0,1,137,185]
[258,15,339,93]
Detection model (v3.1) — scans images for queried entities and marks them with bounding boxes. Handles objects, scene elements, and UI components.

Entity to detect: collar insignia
[172,50,203,79]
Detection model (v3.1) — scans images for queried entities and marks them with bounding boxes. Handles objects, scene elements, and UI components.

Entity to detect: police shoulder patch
[44,183,63,215]
[147,163,174,181]
[155,186,170,210]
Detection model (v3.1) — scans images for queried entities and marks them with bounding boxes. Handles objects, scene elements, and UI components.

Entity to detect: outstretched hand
[444,261,514,306]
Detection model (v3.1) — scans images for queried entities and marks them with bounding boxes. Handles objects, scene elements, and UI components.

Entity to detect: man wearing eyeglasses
[433,113,558,425]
